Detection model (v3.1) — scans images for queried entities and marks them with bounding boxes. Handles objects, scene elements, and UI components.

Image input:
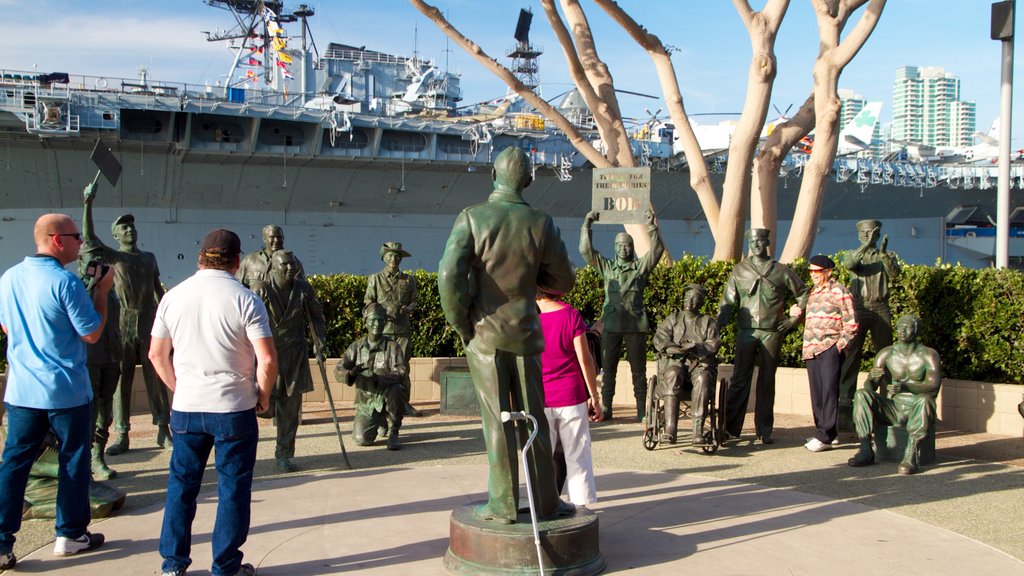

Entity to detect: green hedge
[3,260,1022,384]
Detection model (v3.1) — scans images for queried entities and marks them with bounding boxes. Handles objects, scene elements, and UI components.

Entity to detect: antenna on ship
[507,8,542,95]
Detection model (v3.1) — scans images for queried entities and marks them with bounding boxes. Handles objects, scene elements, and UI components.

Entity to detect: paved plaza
[3,405,1023,574]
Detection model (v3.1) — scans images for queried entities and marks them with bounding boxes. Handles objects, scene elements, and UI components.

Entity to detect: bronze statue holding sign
[580,209,664,420]
[83,183,169,454]
[717,229,808,445]
[840,219,900,410]
[439,146,576,525]
[849,315,941,475]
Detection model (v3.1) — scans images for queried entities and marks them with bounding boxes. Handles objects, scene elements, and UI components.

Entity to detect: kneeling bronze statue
[334,303,406,451]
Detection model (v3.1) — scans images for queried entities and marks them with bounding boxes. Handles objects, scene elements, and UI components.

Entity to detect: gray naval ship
[1,1,1022,283]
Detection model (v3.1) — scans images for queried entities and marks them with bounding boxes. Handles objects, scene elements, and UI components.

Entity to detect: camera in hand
[83,259,109,289]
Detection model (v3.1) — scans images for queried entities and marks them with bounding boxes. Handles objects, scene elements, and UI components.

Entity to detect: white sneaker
[831,437,840,446]
[804,438,832,452]
[53,531,104,556]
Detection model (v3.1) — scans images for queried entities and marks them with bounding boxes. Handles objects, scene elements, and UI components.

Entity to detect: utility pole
[992,0,1015,268]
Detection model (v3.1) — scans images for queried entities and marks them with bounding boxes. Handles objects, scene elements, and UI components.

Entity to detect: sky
[4,0,1023,147]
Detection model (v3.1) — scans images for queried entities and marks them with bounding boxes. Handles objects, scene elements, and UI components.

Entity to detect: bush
[3,261,1022,384]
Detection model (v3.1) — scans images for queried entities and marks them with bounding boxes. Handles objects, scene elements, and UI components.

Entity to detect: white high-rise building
[892,66,975,147]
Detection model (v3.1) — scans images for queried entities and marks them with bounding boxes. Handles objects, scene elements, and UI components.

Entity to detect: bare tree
[779,0,886,262]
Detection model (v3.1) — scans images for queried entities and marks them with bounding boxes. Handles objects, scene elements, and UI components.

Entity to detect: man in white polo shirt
[148,229,277,576]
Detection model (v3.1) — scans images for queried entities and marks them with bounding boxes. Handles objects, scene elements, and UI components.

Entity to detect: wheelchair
[643,372,728,455]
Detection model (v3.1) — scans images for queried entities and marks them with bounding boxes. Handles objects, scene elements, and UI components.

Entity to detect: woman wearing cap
[536,290,602,506]
[790,255,858,452]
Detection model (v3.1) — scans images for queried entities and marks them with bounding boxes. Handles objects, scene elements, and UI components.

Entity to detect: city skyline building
[891,66,976,148]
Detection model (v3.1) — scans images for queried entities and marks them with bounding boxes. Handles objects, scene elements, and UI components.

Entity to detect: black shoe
[386,432,401,451]
[541,500,576,520]
[404,402,423,417]
[229,563,256,576]
[106,434,129,456]
[275,457,299,472]
[0,551,16,570]
[759,434,774,445]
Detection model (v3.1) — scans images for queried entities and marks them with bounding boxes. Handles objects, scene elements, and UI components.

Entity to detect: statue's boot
[91,444,117,481]
[847,439,875,467]
[275,457,299,472]
[386,429,402,451]
[692,420,708,447]
[156,424,171,449]
[660,396,679,444]
[404,401,422,417]
[898,439,919,475]
[105,433,129,456]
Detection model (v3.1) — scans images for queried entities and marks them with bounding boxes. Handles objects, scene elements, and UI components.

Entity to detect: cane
[501,410,545,576]
[307,309,353,470]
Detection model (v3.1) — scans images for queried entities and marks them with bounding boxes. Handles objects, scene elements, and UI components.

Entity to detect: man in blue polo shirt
[0,213,114,568]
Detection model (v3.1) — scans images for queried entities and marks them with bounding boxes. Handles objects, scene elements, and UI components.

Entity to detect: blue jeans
[160,409,258,576]
[0,402,93,554]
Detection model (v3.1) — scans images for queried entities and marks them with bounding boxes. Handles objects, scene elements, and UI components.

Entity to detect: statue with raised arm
[364,242,422,417]
[237,225,305,288]
[83,182,169,454]
[848,315,941,475]
[840,219,901,411]
[250,250,327,471]
[333,303,407,451]
[580,209,664,421]
[652,284,720,446]
[438,146,576,525]
[717,228,808,445]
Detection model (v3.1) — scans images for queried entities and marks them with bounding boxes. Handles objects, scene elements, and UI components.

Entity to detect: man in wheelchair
[651,284,721,445]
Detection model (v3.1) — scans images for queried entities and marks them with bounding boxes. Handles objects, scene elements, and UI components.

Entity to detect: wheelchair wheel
[643,427,657,450]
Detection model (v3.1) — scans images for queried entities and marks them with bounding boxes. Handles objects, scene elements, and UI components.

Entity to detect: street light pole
[992,1,1015,268]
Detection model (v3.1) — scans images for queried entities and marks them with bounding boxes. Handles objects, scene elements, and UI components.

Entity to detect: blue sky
[4,0,1022,146]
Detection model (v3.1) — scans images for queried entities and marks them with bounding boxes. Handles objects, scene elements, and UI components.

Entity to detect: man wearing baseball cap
[789,254,858,452]
[149,228,277,576]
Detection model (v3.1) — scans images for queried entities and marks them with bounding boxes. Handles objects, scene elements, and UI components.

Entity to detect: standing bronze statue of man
[848,315,941,475]
[439,146,576,525]
[840,219,900,410]
[334,303,407,450]
[364,242,422,417]
[250,250,327,472]
[717,228,808,445]
[580,209,664,420]
[652,284,720,446]
[83,183,169,454]
[237,225,305,288]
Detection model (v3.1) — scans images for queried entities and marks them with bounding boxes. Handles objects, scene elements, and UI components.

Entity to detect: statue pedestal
[445,503,604,575]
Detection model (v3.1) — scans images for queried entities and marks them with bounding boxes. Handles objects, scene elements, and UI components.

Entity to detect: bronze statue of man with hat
[840,219,900,412]
[580,209,664,420]
[83,182,169,455]
[717,228,807,445]
[365,241,421,417]
[237,224,305,289]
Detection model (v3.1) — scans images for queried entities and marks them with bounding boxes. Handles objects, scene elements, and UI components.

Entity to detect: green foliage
[3,262,1021,384]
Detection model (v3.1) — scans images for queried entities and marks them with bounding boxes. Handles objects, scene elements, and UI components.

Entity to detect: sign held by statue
[591,167,651,224]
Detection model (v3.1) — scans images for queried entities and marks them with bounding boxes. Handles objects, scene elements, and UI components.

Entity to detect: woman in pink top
[537,290,602,506]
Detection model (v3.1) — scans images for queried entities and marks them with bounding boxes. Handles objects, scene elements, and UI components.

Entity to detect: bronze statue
[237,225,305,288]
[848,315,941,475]
[580,209,664,420]
[840,219,901,410]
[334,303,406,450]
[83,183,169,454]
[438,146,576,524]
[717,228,808,445]
[652,284,720,445]
[364,242,422,417]
[250,250,327,471]
[80,258,121,480]
[21,434,126,521]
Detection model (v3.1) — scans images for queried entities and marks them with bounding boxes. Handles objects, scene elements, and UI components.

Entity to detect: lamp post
[992,1,1015,268]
